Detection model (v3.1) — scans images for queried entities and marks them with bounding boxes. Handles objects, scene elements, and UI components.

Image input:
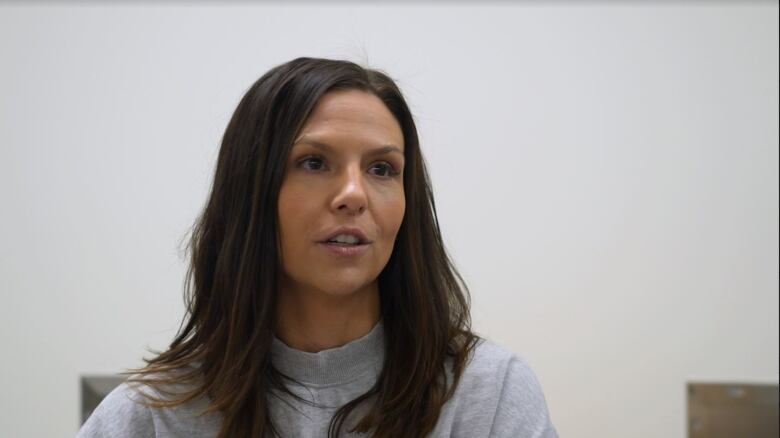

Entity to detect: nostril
[337,203,365,214]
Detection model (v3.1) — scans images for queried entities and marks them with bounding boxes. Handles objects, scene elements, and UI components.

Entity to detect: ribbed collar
[270,320,385,386]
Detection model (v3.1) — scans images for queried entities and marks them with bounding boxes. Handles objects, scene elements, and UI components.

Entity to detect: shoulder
[456,339,549,404]
[463,338,524,381]
[76,382,156,438]
[76,379,221,438]
[442,338,559,438]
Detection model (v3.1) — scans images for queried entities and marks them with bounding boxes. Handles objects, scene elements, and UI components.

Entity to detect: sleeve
[489,355,559,438]
[76,383,156,438]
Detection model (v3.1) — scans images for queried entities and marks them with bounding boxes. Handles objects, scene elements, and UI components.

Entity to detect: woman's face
[277,89,406,299]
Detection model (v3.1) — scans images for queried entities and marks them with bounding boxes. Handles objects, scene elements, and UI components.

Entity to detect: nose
[331,163,367,215]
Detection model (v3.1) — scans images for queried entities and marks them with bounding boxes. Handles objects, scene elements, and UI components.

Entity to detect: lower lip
[318,242,370,257]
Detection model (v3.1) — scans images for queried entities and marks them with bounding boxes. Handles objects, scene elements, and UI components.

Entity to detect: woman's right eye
[298,156,326,171]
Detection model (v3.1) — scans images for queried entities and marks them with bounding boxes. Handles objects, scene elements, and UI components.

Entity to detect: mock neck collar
[270,320,385,386]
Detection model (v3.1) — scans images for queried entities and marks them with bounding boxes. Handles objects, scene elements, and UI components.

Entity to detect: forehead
[295,89,404,150]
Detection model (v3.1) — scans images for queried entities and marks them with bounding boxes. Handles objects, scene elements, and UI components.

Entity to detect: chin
[314,272,377,297]
[319,281,372,297]
[281,265,380,299]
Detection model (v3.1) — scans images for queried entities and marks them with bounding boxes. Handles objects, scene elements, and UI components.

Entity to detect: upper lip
[320,226,371,244]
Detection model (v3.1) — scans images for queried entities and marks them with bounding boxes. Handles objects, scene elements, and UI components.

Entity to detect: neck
[275,280,381,353]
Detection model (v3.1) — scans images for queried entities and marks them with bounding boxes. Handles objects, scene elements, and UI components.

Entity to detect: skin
[275,89,406,353]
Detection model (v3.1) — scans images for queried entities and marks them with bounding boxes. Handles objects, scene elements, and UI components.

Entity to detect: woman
[77,57,558,438]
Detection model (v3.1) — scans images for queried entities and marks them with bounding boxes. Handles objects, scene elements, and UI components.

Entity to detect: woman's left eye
[369,162,398,177]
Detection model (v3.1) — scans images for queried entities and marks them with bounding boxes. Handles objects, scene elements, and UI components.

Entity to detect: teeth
[328,234,360,244]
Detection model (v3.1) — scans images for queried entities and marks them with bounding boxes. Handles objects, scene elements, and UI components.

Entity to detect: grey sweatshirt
[77,320,558,437]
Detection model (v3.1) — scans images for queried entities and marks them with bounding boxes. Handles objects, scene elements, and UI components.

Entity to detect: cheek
[277,187,308,252]
[380,193,406,241]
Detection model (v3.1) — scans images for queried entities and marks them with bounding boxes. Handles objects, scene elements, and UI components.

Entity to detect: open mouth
[323,234,367,246]
[318,238,370,256]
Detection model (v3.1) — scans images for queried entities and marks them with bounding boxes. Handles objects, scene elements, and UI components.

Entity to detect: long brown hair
[122,57,479,438]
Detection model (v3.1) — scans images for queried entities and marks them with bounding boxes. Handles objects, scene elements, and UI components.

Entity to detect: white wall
[0,3,777,437]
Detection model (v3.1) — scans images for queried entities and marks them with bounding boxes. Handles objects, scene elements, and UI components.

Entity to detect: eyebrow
[292,138,404,157]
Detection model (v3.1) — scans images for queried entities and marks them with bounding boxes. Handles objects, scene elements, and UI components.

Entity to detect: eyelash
[296,155,400,178]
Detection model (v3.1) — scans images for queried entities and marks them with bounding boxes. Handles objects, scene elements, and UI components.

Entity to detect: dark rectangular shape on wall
[688,382,779,438]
